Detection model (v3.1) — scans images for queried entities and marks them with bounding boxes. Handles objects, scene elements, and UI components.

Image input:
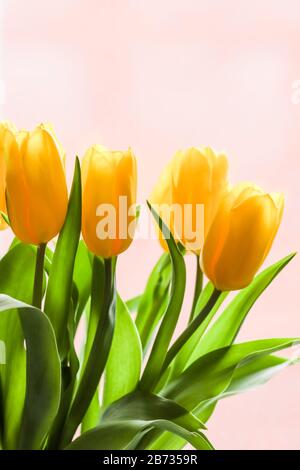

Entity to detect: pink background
[1,0,300,449]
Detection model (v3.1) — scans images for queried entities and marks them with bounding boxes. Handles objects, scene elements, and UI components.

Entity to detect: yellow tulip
[0,121,17,230]
[150,146,228,253]
[201,183,284,291]
[5,124,68,244]
[149,160,176,251]
[82,145,137,258]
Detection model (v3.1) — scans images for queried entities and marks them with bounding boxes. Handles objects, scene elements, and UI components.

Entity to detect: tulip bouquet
[0,122,298,451]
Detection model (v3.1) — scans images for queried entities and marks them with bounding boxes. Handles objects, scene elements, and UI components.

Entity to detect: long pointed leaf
[140,202,186,391]
[0,244,37,448]
[135,253,171,350]
[73,240,92,326]
[164,337,300,411]
[102,389,206,431]
[103,295,142,408]
[193,253,296,361]
[149,354,296,450]
[44,158,82,358]
[0,295,61,450]
[66,418,213,450]
[169,282,227,380]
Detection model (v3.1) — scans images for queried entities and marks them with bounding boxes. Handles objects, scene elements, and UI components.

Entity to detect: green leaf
[0,244,36,449]
[204,354,294,407]
[103,295,142,408]
[79,257,107,433]
[164,337,300,411]
[140,202,186,391]
[66,418,213,450]
[147,346,298,450]
[8,237,20,250]
[100,388,211,451]
[60,257,116,447]
[66,420,150,450]
[44,246,54,273]
[9,238,53,272]
[81,391,100,433]
[169,282,228,381]
[194,253,296,360]
[81,257,105,374]
[126,295,141,314]
[102,389,206,431]
[73,240,92,325]
[157,288,222,386]
[0,211,10,226]
[0,294,61,450]
[135,253,171,350]
[44,158,82,358]
[46,300,80,450]
[78,257,104,434]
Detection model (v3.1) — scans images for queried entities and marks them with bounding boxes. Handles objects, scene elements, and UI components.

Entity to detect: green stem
[32,243,46,309]
[81,257,105,374]
[159,287,222,378]
[139,247,186,392]
[188,254,203,323]
[136,253,171,350]
[136,288,221,451]
[45,362,76,450]
[59,257,116,448]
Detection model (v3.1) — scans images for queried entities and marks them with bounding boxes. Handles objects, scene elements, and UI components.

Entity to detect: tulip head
[201,183,284,291]
[149,160,176,251]
[150,146,228,253]
[5,124,68,244]
[0,121,17,230]
[82,145,137,258]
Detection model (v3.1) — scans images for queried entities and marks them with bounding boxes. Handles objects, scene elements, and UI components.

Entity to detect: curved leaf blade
[0,294,61,450]
[73,240,92,325]
[102,389,206,431]
[164,337,300,411]
[147,341,299,450]
[103,295,142,408]
[203,354,294,406]
[66,418,213,451]
[0,244,36,449]
[60,257,116,447]
[148,354,295,450]
[135,253,171,350]
[170,282,228,380]
[126,295,141,314]
[44,158,82,358]
[81,392,100,434]
[140,202,186,391]
[194,253,296,360]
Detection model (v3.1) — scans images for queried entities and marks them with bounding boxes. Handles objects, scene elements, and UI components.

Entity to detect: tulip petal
[82,146,137,258]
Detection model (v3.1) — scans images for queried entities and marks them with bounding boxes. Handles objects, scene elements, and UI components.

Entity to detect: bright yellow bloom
[5,124,68,244]
[82,145,137,258]
[201,183,284,291]
[0,121,17,230]
[150,147,228,253]
[149,159,175,251]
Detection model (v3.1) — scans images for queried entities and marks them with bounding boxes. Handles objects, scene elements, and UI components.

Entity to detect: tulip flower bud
[150,146,228,253]
[0,121,16,230]
[201,183,284,291]
[82,145,137,258]
[5,124,68,244]
[149,160,176,251]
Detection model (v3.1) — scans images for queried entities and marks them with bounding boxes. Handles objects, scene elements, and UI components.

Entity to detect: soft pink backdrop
[1,0,300,449]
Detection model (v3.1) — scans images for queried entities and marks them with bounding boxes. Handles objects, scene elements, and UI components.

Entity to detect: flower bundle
[0,122,297,450]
